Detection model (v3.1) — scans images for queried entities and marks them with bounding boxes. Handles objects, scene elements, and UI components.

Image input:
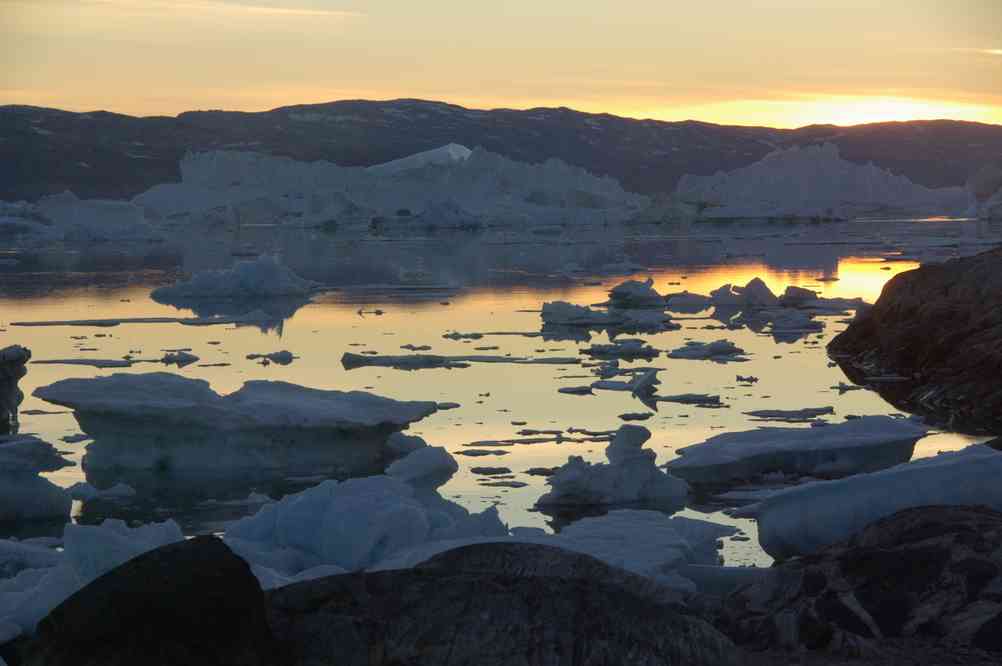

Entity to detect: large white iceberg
[33,373,438,476]
[675,143,969,220]
[367,143,472,175]
[536,425,689,508]
[753,444,1002,559]
[666,416,928,485]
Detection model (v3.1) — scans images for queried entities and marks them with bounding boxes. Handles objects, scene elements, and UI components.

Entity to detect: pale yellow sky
[2,0,1001,127]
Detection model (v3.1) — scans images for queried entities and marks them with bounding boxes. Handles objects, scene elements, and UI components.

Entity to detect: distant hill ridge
[2,98,1001,201]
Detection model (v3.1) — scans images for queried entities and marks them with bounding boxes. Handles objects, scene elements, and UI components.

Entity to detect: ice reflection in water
[1,221,996,564]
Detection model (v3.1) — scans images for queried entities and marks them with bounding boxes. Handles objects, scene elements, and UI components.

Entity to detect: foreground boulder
[268,542,741,666]
[19,536,283,666]
[723,506,1002,656]
[828,247,1002,433]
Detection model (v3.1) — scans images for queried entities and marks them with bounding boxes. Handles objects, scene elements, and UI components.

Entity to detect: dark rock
[721,506,1002,655]
[268,542,740,666]
[21,535,284,666]
[828,247,1002,434]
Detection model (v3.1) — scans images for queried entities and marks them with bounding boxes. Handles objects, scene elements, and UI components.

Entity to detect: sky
[2,0,1001,127]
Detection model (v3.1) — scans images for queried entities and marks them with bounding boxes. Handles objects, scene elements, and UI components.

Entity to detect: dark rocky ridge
[722,506,1002,658]
[4,99,1001,201]
[828,247,1002,434]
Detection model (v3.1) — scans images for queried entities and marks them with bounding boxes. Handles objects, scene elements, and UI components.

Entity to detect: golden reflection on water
[5,255,984,565]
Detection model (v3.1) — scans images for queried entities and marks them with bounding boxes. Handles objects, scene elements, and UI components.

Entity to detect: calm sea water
[2,217,998,565]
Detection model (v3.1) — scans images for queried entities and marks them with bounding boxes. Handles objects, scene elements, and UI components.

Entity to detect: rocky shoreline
[5,505,1002,665]
[828,247,1002,434]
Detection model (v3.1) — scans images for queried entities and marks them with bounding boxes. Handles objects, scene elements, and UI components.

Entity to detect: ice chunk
[35,373,438,432]
[755,444,1002,558]
[540,301,616,326]
[224,474,506,581]
[666,416,928,486]
[367,143,472,175]
[35,191,162,242]
[675,143,969,220]
[386,447,459,487]
[667,339,748,362]
[536,425,688,508]
[0,435,72,522]
[607,278,664,308]
[151,255,319,305]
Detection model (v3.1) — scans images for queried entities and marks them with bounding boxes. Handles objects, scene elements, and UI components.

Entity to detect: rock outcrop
[0,345,30,435]
[722,506,1002,656]
[268,542,741,666]
[828,248,1002,433]
[18,536,284,666]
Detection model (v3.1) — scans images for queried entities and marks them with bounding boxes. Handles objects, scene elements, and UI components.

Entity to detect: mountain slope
[2,99,1000,201]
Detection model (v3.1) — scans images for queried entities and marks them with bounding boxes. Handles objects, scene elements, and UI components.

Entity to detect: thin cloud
[84,0,361,18]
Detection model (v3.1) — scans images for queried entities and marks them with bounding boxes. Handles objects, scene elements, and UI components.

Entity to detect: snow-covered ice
[666,416,928,486]
[667,339,748,362]
[0,435,72,523]
[675,143,969,220]
[151,255,320,305]
[754,444,1002,559]
[536,425,688,508]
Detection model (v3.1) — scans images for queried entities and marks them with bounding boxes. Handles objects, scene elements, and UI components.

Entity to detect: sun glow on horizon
[634,95,1002,129]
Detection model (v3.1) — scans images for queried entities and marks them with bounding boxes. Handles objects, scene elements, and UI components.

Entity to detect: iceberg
[536,425,689,509]
[34,191,163,242]
[675,143,969,220]
[150,255,320,305]
[0,435,73,523]
[32,373,437,478]
[754,444,1002,559]
[667,339,748,362]
[666,416,928,486]
[607,278,665,308]
[367,143,472,175]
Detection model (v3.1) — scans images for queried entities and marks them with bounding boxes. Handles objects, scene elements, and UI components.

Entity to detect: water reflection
[2,220,998,564]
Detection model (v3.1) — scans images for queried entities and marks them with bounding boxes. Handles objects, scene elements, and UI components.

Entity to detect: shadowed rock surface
[0,345,30,435]
[267,542,741,666]
[828,248,1002,434]
[18,536,284,666]
[722,506,1002,658]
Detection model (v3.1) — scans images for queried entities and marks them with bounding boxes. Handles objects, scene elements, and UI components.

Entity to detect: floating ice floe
[665,291,713,313]
[674,143,969,220]
[753,444,1002,559]
[341,352,579,370]
[607,278,665,308]
[665,416,928,486]
[32,373,437,477]
[0,519,183,639]
[708,278,778,307]
[0,435,73,522]
[151,255,320,306]
[541,301,617,326]
[667,340,748,363]
[246,350,295,366]
[580,339,660,360]
[536,425,689,509]
[743,407,834,422]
